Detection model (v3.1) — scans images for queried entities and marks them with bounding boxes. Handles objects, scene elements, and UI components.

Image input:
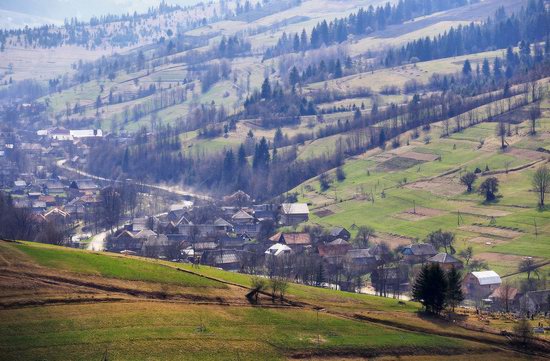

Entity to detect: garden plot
[371,233,415,248]
[399,151,441,162]
[459,206,511,218]
[394,207,446,221]
[314,209,335,218]
[377,156,424,171]
[459,225,523,239]
[467,236,508,246]
[405,176,463,197]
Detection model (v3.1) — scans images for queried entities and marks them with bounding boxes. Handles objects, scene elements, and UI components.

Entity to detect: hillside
[289,95,550,279]
[0,240,547,361]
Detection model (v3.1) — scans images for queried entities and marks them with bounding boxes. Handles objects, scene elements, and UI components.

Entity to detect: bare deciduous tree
[532,165,550,208]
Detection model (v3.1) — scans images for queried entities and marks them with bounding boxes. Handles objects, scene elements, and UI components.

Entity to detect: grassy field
[2,241,523,361]
[12,242,224,288]
[292,100,550,276]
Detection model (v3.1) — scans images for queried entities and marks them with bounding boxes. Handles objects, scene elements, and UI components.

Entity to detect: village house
[318,238,352,259]
[463,270,502,299]
[231,209,260,236]
[426,253,463,271]
[271,232,312,252]
[43,208,71,229]
[279,203,309,226]
[489,286,521,312]
[328,227,351,241]
[70,180,99,195]
[12,180,27,194]
[401,243,438,264]
[110,230,142,253]
[345,248,378,273]
[265,243,293,258]
[214,218,234,233]
[42,180,65,196]
[520,290,550,314]
[217,234,247,250]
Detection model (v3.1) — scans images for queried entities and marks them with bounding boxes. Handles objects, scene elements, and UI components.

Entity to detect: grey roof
[214,252,240,264]
[471,271,502,286]
[281,203,309,215]
[404,243,437,256]
[525,290,550,304]
[427,253,462,264]
[194,242,218,250]
[214,218,233,227]
[346,248,374,259]
[329,227,348,237]
[232,209,254,220]
[328,238,350,246]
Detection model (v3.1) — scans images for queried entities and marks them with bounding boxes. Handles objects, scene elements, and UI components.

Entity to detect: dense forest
[384,0,549,65]
[264,0,470,59]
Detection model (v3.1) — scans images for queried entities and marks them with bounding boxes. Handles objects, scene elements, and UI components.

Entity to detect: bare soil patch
[314,209,335,218]
[459,225,523,239]
[405,176,463,197]
[378,156,424,171]
[371,233,415,248]
[400,151,441,162]
[395,207,446,221]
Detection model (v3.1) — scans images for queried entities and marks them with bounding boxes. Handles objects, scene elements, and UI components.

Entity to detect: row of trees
[264,0,468,58]
[384,1,549,66]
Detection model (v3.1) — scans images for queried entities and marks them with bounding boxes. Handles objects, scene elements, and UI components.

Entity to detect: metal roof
[472,271,502,285]
[281,203,309,215]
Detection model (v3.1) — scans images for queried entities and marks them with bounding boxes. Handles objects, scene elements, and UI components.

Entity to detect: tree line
[264,0,469,59]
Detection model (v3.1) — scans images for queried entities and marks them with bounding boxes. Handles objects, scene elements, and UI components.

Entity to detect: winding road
[56,159,212,201]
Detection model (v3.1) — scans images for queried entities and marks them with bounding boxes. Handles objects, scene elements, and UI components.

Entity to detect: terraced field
[293,98,550,277]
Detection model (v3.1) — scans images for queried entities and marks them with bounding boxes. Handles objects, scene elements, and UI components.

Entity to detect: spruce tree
[445,267,464,312]
[412,264,448,314]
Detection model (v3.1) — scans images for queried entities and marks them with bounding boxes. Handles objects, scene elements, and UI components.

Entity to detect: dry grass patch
[506,147,548,161]
[467,236,508,246]
[394,207,446,221]
[459,206,511,217]
[459,225,523,239]
[371,233,415,248]
[405,176,463,197]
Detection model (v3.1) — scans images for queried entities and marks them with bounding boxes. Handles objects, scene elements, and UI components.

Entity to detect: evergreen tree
[223,149,235,183]
[334,59,343,78]
[462,59,472,76]
[274,127,284,147]
[261,77,271,99]
[253,137,270,169]
[412,264,448,314]
[237,144,247,167]
[445,267,464,312]
[289,66,300,87]
[481,58,491,77]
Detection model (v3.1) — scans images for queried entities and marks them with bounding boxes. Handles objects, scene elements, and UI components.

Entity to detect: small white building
[463,270,502,299]
[265,243,292,258]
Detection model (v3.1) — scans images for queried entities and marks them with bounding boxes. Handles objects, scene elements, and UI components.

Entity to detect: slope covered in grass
[13,242,225,288]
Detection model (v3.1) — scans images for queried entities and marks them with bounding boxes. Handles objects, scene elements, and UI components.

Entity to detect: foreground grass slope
[0,241,535,361]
